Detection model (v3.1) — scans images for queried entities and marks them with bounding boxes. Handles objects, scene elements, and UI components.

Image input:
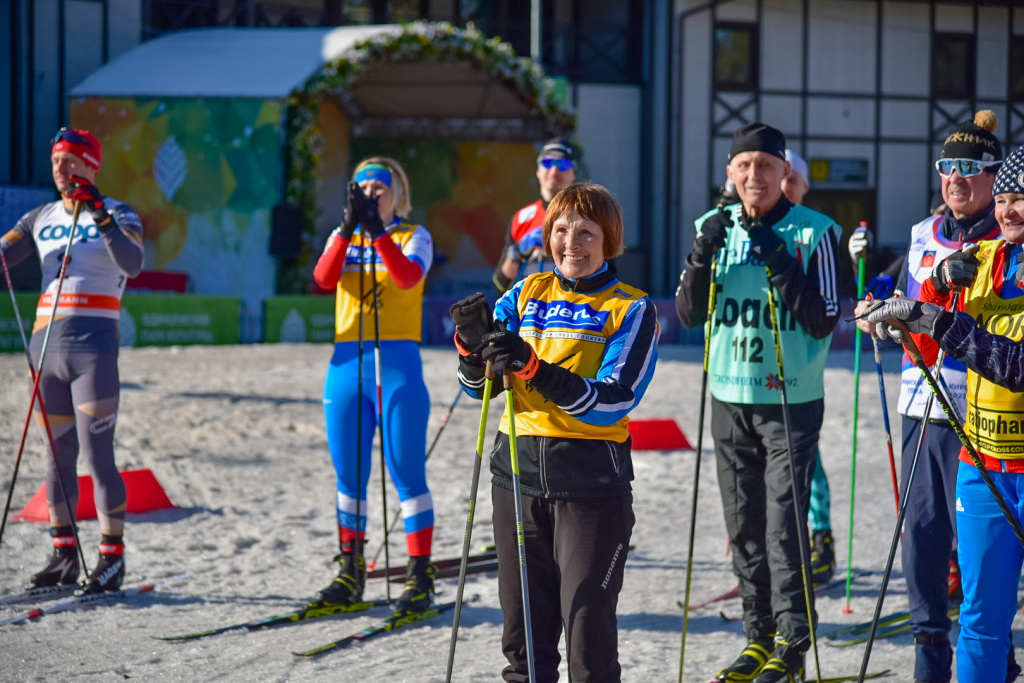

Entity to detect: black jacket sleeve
[940,311,1024,393]
[770,228,840,339]
[675,253,713,329]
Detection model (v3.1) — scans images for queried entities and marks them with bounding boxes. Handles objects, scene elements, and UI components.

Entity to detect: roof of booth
[70,26,398,99]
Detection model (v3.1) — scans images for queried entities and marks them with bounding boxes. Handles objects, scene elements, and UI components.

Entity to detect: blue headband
[354,164,393,187]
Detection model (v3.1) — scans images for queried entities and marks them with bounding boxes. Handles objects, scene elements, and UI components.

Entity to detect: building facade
[5,1,1022,298]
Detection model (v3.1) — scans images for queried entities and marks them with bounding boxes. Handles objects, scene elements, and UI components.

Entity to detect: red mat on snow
[12,468,175,522]
[627,418,693,451]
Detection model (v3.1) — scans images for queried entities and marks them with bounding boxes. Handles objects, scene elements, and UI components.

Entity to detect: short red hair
[542,183,625,259]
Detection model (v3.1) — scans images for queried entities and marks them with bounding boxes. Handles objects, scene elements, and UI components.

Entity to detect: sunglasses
[935,158,1001,178]
[538,157,573,172]
[51,128,95,147]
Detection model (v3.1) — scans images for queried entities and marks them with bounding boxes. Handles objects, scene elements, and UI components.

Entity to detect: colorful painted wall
[70,96,283,313]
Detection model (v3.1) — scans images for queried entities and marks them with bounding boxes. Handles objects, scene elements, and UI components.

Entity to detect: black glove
[481,324,539,378]
[690,211,732,266]
[352,185,385,240]
[68,176,111,228]
[743,217,794,274]
[449,292,495,354]
[930,249,980,295]
[338,182,360,239]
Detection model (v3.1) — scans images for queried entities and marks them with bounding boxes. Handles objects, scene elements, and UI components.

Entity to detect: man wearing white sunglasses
[493,137,578,293]
[852,110,1004,683]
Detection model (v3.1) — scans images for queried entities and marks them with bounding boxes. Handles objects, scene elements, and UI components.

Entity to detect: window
[1012,36,1024,101]
[932,33,975,100]
[714,23,758,92]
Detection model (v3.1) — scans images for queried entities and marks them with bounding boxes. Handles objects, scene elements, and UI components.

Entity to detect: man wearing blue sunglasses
[493,137,577,293]
[852,110,1008,683]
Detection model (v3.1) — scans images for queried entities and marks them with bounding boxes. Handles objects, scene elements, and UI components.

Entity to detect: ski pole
[757,208,821,682]
[352,238,367,586]
[856,319,1024,683]
[0,251,62,550]
[677,241,722,683]
[504,371,537,682]
[0,200,89,574]
[844,244,867,614]
[369,389,461,569]
[445,362,493,682]
[870,332,900,513]
[367,243,391,601]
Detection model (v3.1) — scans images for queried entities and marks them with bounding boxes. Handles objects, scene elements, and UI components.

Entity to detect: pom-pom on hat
[729,123,786,161]
[50,128,102,170]
[993,145,1024,196]
[940,110,1002,163]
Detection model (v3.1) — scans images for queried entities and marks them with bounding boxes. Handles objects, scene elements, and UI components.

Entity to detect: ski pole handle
[889,320,923,365]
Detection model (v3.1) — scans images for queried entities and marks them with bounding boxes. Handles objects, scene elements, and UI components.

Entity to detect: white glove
[848,226,871,261]
[862,298,948,344]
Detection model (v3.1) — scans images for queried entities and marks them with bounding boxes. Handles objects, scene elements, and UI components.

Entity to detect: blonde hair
[542,183,625,259]
[353,156,412,217]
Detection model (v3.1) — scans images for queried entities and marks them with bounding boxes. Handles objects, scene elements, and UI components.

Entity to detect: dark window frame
[1011,34,1024,102]
[931,32,975,100]
[713,21,759,93]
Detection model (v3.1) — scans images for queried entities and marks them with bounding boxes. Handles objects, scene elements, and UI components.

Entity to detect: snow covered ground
[0,342,1021,682]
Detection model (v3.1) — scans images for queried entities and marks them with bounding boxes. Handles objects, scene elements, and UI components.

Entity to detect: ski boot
[715,638,774,682]
[810,529,835,586]
[393,556,436,614]
[948,553,963,606]
[317,542,366,604]
[30,536,80,587]
[77,542,125,595]
[752,638,806,683]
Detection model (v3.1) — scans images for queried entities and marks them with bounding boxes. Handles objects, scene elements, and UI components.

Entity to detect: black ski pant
[492,485,634,683]
[900,416,960,682]
[710,397,822,645]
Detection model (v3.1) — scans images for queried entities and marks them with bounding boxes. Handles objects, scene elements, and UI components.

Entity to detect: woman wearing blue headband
[312,156,436,615]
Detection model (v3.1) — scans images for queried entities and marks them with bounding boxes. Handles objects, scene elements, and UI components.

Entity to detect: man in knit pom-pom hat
[863,143,1024,683]
[852,111,1007,683]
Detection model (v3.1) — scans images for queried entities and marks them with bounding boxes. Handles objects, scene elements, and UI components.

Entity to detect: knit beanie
[940,110,1002,162]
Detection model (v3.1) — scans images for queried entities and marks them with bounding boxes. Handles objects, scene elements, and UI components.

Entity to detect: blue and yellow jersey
[334,221,432,343]
[488,264,659,442]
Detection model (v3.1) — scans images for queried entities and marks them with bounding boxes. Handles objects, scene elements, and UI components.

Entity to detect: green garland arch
[278,21,576,294]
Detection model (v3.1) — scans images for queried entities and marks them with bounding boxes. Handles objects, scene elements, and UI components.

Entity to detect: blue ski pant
[322,340,432,556]
[955,463,1024,683]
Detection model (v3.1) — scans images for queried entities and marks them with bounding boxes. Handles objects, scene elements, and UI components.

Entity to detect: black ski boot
[77,545,125,595]
[715,638,774,682]
[317,542,366,604]
[393,556,436,614]
[30,539,80,588]
[752,638,806,683]
[810,529,835,586]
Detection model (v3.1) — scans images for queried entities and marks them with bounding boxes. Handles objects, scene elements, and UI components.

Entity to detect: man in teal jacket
[676,123,840,683]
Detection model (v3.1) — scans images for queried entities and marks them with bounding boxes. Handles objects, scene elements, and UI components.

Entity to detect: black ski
[293,600,460,658]
[820,610,910,640]
[0,583,77,606]
[813,670,892,682]
[825,608,959,648]
[368,551,496,579]
[158,598,392,641]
